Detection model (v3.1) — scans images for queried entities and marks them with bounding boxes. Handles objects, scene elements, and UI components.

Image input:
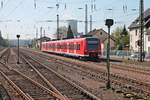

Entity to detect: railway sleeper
[60,90,80,95]
[31,95,57,100]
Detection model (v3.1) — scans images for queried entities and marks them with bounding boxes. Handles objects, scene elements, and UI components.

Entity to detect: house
[128,8,150,52]
[88,28,116,50]
[145,29,150,52]
[35,36,51,49]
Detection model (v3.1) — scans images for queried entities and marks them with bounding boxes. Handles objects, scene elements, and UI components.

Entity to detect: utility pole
[6,32,9,47]
[36,28,38,39]
[57,14,59,40]
[139,0,144,62]
[35,28,38,49]
[43,29,45,37]
[40,27,42,50]
[90,15,92,32]
[85,4,88,34]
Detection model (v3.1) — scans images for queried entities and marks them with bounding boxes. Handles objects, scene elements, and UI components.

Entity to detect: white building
[128,8,150,52]
[67,20,78,37]
[145,29,150,52]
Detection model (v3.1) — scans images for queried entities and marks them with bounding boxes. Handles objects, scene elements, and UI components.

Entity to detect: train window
[57,44,60,49]
[49,44,51,48]
[52,44,54,48]
[69,44,74,50]
[44,44,45,48]
[64,44,67,49]
[88,41,99,44]
[76,44,80,50]
[87,38,99,50]
[54,44,56,49]
[88,44,98,50]
[62,44,67,49]
[46,44,47,49]
[59,44,62,49]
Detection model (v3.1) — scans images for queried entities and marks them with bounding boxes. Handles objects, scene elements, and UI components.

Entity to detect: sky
[0,0,149,39]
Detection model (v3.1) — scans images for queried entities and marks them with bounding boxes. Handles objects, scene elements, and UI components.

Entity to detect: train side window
[69,44,71,49]
[64,44,67,49]
[74,44,77,50]
[50,44,52,48]
[69,44,74,50]
[57,44,60,49]
[72,44,75,50]
[63,44,67,49]
[60,44,62,49]
[46,44,47,49]
[77,44,80,50]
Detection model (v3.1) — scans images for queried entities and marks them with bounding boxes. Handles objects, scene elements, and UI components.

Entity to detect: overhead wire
[0,0,24,19]
[5,0,24,18]
[0,0,143,36]
[0,0,11,12]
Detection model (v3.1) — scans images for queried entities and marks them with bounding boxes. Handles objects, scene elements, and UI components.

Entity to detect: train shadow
[43,51,101,62]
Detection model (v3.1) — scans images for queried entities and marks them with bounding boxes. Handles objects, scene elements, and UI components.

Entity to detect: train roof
[42,37,99,44]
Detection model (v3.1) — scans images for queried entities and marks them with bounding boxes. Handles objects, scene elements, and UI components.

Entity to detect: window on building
[135,30,137,36]
[130,35,132,41]
[148,36,150,41]
[135,43,137,48]
[100,32,103,35]
[148,47,150,52]
[135,41,138,48]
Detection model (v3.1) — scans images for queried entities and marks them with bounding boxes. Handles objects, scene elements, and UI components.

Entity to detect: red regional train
[41,37,101,59]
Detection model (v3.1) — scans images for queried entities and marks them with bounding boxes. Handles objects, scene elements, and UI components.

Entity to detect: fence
[102,50,150,61]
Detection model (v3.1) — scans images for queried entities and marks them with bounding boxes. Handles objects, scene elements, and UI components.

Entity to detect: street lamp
[105,19,114,89]
[16,34,20,64]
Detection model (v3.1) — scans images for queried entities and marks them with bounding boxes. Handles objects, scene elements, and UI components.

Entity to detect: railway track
[24,48,150,77]
[21,49,150,99]
[0,61,63,100]
[0,48,101,100]
[52,60,150,98]
[37,56,150,98]
[0,48,65,100]
[20,51,101,100]
[0,48,10,63]
[93,62,150,76]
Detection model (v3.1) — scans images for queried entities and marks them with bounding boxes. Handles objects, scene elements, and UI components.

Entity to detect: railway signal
[16,34,20,64]
[105,19,114,89]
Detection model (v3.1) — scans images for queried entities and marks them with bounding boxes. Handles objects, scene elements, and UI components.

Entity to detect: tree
[121,25,128,36]
[111,26,129,50]
[0,31,8,47]
[66,25,74,39]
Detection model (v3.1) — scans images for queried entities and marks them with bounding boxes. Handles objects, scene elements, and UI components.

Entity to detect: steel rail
[24,51,150,98]
[21,55,68,100]
[29,55,101,100]
[0,48,10,62]
[0,70,33,100]
[95,62,150,76]
[26,48,150,76]
[57,60,150,97]
[12,68,65,100]
[0,61,64,100]
[21,49,150,98]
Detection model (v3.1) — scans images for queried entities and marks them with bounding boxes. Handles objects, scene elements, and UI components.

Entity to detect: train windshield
[87,38,99,50]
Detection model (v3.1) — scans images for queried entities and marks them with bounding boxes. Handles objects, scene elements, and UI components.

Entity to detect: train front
[85,38,101,59]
